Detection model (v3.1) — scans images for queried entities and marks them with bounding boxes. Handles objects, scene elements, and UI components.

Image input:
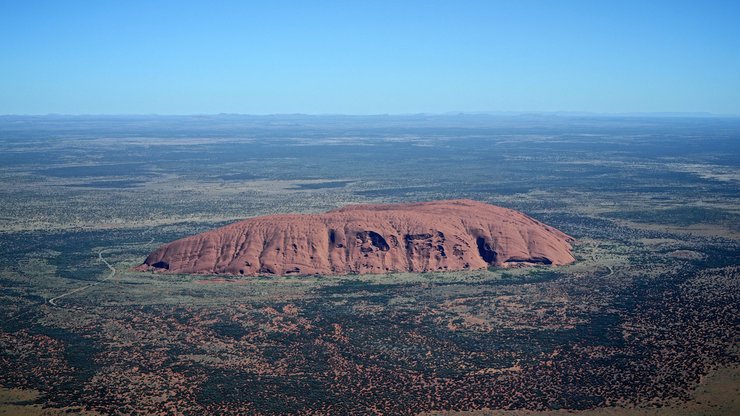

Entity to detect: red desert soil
[138,199,575,276]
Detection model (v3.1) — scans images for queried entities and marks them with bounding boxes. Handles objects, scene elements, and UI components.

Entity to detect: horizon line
[1,110,739,118]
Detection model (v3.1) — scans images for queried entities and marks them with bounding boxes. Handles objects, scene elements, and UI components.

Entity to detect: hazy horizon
[2,111,739,118]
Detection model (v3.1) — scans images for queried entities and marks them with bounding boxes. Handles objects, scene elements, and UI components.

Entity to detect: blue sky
[1,0,739,115]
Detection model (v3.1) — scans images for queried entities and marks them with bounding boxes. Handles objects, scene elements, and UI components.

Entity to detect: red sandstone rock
[138,199,575,276]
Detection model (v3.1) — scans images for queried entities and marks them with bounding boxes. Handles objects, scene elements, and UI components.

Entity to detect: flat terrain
[0,115,738,415]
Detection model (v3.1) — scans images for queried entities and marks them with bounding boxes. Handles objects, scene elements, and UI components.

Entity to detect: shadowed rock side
[138,199,575,276]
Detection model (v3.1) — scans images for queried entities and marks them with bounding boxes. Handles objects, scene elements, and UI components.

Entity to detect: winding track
[47,249,117,306]
[590,241,615,277]
[47,233,155,307]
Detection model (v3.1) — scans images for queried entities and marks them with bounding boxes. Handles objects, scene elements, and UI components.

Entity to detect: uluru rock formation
[139,199,575,276]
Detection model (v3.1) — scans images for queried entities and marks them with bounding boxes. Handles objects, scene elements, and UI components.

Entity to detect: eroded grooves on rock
[139,199,575,276]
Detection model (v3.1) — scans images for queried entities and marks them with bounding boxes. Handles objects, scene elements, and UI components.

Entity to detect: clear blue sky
[1,0,739,115]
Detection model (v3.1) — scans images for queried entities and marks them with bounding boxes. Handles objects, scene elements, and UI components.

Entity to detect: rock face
[139,199,575,276]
